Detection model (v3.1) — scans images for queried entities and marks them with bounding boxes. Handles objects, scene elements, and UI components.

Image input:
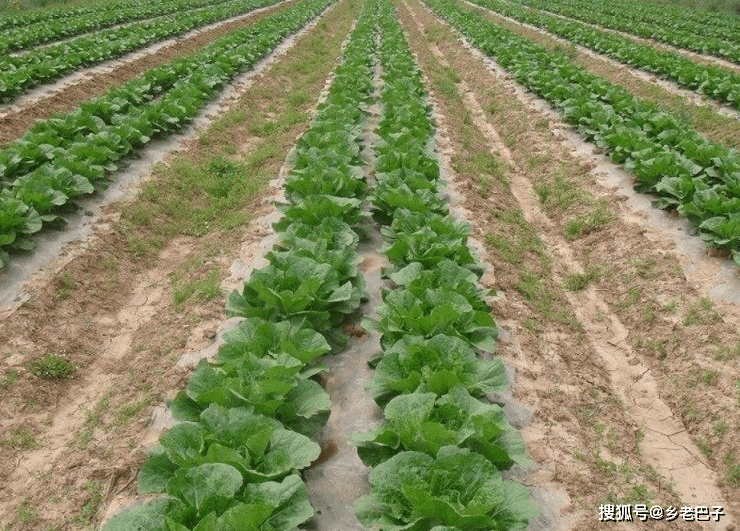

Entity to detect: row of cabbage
[352,2,538,529]
[522,0,740,44]
[468,0,740,111]
[0,0,334,268]
[0,0,168,31]
[511,0,740,65]
[0,0,282,103]
[427,0,740,264]
[102,0,376,528]
[0,0,238,55]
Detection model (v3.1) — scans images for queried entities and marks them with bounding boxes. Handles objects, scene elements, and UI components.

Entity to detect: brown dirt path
[0,1,359,528]
[400,0,740,528]
[0,0,295,148]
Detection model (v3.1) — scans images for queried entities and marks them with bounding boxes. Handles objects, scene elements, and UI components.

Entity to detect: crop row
[426,0,740,264]
[468,0,740,111]
[352,1,538,529]
[0,0,334,268]
[511,0,740,65]
[526,0,740,44]
[0,0,235,55]
[0,0,158,31]
[102,0,376,527]
[0,0,282,103]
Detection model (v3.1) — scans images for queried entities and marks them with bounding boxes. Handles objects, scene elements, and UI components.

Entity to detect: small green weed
[697,438,713,459]
[565,203,612,240]
[728,464,740,488]
[700,370,720,386]
[53,271,76,301]
[664,299,679,313]
[172,270,221,312]
[16,499,38,524]
[1,426,40,450]
[535,173,582,212]
[29,355,75,379]
[0,369,19,391]
[564,265,601,291]
[683,297,722,326]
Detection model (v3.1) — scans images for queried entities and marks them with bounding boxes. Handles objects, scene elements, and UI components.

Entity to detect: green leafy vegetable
[355,447,539,530]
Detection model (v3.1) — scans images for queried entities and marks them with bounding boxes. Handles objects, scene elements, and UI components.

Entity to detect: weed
[72,481,103,525]
[1,426,40,450]
[564,265,601,291]
[16,499,38,524]
[172,269,221,312]
[53,271,76,300]
[630,258,659,280]
[713,341,740,361]
[624,484,652,505]
[535,173,582,212]
[636,425,646,444]
[636,337,668,359]
[712,420,728,438]
[289,91,310,107]
[29,355,75,379]
[679,394,701,425]
[522,317,540,333]
[664,299,679,313]
[697,438,713,459]
[205,157,244,199]
[485,209,545,266]
[525,152,550,170]
[0,369,19,391]
[71,429,93,450]
[683,297,722,326]
[728,464,740,488]
[594,454,619,479]
[700,370,719,386]
[114,396,152,428]
[641,305,657,325]
[565,203,612,240]
[615,287,643,311]
[554,41,579,60]
[200,109,247,144]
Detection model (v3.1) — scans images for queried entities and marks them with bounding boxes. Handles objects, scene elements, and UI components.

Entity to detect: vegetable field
[0,0,739,529]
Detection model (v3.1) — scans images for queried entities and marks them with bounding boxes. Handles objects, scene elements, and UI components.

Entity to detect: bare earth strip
[0,1,360,528]
[400,0,740,528]
[0,0,295,147]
